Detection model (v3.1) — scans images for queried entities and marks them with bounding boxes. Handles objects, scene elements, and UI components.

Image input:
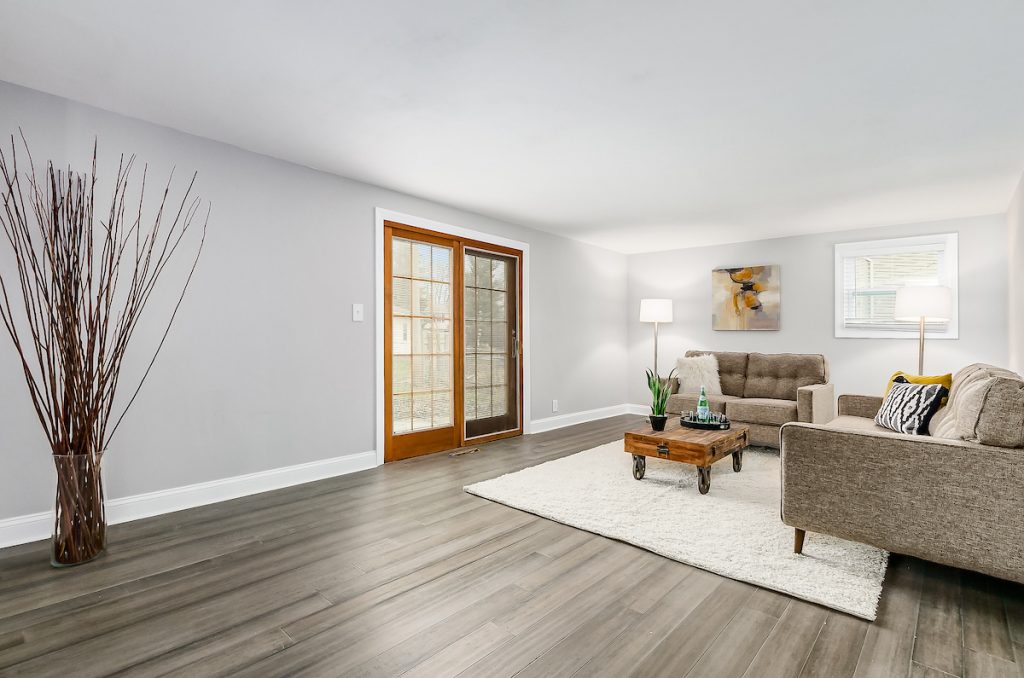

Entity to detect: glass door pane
[464,249,519,439]
[392,237,453,435]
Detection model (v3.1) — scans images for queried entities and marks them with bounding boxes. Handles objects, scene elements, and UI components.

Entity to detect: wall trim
[0,450,376,549]
[529,403,644,434]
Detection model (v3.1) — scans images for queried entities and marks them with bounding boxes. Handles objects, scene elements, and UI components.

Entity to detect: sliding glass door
[464,250,519,439]
[384,221,522,461]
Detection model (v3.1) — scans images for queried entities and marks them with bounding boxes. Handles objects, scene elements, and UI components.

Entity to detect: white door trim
[374,208,532,466]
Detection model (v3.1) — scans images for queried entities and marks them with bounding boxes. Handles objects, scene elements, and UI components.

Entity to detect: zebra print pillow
[875,376,949,435]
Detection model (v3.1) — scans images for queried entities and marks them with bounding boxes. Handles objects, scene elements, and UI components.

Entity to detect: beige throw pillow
[955,375,1024,448]
[675,354,723,395]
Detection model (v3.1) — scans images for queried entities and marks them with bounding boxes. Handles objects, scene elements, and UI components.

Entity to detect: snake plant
[646,367,677,416]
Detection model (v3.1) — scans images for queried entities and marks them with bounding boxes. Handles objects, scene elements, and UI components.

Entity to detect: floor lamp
[639,298,673,375]
[894,285,953,375]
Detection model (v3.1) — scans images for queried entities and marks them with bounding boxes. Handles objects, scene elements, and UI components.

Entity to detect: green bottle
[697,386,710,421]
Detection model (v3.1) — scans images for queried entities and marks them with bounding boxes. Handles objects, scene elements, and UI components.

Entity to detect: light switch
[352,303,364,322]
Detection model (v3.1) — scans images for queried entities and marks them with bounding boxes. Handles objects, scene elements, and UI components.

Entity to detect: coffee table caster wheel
[697,466,711,494]
[732,450,743,472]
[632,455,645,480]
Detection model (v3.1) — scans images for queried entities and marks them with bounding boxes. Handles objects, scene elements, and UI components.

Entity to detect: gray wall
[0,81,628,519]
[1009,173,1024,374]
[627,216,1010,405]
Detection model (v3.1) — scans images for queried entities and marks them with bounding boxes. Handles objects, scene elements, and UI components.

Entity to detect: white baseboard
[625,403,650,416]
[0,450,377,549]
[530,403,645,434]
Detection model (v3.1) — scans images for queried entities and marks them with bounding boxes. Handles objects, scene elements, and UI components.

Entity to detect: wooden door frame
[374,208,532,467]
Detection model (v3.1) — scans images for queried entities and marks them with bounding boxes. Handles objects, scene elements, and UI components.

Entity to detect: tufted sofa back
[743,352,828,400]
[684,350,749,397]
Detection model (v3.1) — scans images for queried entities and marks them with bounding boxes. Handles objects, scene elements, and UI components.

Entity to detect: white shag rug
[465,441,888,620]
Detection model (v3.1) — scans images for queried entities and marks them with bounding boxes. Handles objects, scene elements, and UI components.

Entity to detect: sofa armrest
[797,383,834,424]
[837,394,883,419]
[780,422,1024,584]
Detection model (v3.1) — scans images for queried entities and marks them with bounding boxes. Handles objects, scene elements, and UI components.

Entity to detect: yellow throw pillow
[885,371,952,405]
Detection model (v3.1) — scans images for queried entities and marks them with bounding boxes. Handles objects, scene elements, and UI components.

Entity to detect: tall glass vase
[51,453,106,567]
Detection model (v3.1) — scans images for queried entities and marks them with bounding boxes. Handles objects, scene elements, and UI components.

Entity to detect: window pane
[492,387,507,416]
[432,283,451,318]
[464,387,476,420]
[476,289,492,321]
[412,318,433,355]
[464,287,476,321]
[464,255,476,288]
[493,290,506,321]
[393,318,411,355]
[412,280,431,316]
[413,243,432,279]
[476,258,491,288]
[392,355,411,394]
[491,259,506,291]
[432,391,451,427]
[392,239,411,278]
[432,247,451,282]
[464,321,476,354]
[393,394,412,434]
[412,392,432,430]
[432,319,451,354]
[476,322,492,352]
[392,278,411,316]
[434,355,451,390]
[412,355,431,391]
[465,355,476,388]
[491,321,507,353]
[477,387,492,419]
[478,355,492,387]
[492,354,506,386]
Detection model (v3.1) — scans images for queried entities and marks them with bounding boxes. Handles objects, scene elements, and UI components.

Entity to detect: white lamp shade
[894,285,953,322]
[639,298,673,323]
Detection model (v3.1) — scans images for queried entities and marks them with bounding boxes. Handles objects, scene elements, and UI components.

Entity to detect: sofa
[666,350,834,448]
[781,363,1024,584]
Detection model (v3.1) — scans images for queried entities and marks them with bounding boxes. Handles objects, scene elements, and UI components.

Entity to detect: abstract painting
[712,266,781,330]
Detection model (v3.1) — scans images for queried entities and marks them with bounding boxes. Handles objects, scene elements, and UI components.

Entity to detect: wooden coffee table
[624,418,749,494]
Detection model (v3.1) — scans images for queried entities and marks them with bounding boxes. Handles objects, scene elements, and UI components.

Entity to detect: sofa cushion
[667,393,739,415]
[727,398,798,426]
[685,350,748,397]
[874,378,948,435]
[823,414,896,435]
[955,372,1024,448]
[675,354,723,395]
[931,363,1024,446]
[743,352,828,401]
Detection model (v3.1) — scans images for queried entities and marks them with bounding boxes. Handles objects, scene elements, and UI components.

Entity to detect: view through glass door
[384,221,522,461]
[464,249,519,439]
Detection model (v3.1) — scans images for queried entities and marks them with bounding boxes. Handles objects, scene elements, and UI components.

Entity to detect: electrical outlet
[352,303,364,322]
[552,399,559,413]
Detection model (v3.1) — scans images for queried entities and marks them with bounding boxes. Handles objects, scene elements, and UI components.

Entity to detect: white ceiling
[2,1,1023,253]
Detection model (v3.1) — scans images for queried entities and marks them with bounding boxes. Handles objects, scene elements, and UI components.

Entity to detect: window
[834,233,958,338]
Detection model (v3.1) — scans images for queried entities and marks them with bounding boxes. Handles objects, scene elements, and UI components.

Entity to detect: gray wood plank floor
[1,414,1022,677]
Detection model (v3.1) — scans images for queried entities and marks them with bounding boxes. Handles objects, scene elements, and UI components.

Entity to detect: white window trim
[833,232,959,339]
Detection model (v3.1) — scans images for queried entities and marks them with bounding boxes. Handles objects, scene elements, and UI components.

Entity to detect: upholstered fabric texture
[781,422,1024,585]
[667,393,738,415]
[839,394,884,419]
[874,378,948,435]
[743,352,828,401]
[734,422,781,448]
[930,363,1024,447]
[727,398,798,427]
[675,354,723,395]
[798,383,836,424]
[686,350,748,397]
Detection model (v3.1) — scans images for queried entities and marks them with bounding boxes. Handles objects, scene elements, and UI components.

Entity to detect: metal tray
[679,417,731,431]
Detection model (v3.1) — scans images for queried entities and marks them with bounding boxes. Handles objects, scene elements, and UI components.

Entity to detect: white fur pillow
[675,354,723,395]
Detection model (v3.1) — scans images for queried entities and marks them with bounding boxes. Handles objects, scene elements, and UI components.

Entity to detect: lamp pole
[917,316,925,375]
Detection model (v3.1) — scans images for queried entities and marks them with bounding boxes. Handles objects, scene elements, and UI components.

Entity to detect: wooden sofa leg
[794,528,806,554]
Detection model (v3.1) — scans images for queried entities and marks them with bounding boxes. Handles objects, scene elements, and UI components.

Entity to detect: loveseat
[780,363,1024,584]
[666,350,834,448]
